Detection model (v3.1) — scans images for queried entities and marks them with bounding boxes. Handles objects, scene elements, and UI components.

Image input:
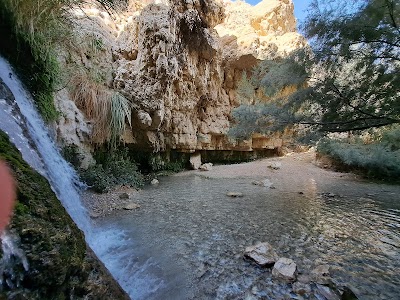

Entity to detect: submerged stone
[200,163,213,171]
[226,192,244,197]
[124,202,140,210]
[311,264,331,284]
[244,242,279,267]
[272,257,297,281]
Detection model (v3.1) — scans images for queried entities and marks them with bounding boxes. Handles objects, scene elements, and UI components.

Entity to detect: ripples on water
[94,174,400,300]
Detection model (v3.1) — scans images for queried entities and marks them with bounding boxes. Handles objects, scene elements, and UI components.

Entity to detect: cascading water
[0,56,89,232]
[0,56,162,299]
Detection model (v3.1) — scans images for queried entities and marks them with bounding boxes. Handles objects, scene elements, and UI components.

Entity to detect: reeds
[69,71,132,146]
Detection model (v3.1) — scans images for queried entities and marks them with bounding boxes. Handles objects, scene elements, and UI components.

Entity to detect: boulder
[200,163,213,171]
[151,178,159,185]
[272,257,297,281]
[244,242,279,267]
[190,152,202,170]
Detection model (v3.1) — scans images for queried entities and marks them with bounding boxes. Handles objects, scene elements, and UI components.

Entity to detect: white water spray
[0,56,160,299]
[0,56,90,232]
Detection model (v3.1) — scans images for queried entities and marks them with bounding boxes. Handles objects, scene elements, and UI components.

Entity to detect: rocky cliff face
[56,0,305,154]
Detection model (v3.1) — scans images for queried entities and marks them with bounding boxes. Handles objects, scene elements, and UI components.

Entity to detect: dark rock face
[0,131,128,300]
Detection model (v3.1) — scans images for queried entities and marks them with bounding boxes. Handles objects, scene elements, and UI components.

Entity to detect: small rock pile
[244,242,358,299]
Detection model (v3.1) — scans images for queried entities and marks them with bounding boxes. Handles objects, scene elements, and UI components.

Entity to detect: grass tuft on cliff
[70,71,133,146]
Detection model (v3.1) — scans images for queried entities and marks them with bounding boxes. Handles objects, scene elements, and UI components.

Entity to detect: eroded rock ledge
[56,0,306,154]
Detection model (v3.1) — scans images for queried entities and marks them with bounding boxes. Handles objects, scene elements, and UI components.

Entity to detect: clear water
[94,173,400,300]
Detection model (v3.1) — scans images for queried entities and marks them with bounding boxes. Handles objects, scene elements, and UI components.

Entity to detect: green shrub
[148,154,185,173]
[317,127,400,180]
[61,145,83,168]
[80,150,143,193]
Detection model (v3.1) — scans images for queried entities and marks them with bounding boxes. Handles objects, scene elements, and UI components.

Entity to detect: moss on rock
[0,130,128,299]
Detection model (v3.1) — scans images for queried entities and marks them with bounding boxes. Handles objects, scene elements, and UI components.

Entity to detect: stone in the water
[252,179,274,188]
[292,281,311,295]
[268,162,282,170]
[311,264,331,284]
[315,284,341,300]
[119,192,130,199]
[151,178,159,185]
[200,163,213,171]
[272,257,297,281]
[189,152,202,170]
[244,242,279,267]
[262,179,274,188]
[226,192,244,198]
[123,203,140,210]
[297,274,311,284]
[341,286,359,300]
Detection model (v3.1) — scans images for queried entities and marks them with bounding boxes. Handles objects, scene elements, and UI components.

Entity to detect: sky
[244,0,312,25]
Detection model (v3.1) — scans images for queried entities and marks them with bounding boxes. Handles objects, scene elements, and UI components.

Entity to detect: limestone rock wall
[56,0,306,153]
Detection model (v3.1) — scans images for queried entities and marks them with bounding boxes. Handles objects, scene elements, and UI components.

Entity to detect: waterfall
[0,56,91,233]
[0,56,163,299]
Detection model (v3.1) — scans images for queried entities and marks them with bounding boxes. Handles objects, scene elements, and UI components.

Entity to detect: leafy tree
[230,0,400,139]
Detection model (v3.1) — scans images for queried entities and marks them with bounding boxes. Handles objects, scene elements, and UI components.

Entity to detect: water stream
[1,56,400,300]
[93,171,400,299]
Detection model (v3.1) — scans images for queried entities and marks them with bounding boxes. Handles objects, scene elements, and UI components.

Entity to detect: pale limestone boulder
[244,242,279,267]
[200,163,213,171]
[189,152,202,169]
[272,257,297,281]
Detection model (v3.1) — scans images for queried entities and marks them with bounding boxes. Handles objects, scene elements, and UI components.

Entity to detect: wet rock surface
[0,131,128,299]
[244,242,278,267]
[272,257,297,281]
[93,152,400,300]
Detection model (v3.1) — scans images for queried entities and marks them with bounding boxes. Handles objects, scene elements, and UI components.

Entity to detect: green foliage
[61,144,83,168]
[80,150,143,193]
[237,72,256,104]
[109,92,132,148]
[89,35,105,55]
[230,0,399,139]
[317,126,400,180]
[148,154,185,173]
[0,0,126,123]
[0,0,66,122]
[0,130,91,298]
